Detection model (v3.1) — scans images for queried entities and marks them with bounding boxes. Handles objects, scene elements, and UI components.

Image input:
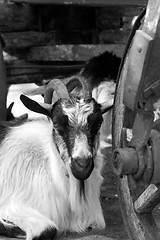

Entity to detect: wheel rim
[112,54,160,240]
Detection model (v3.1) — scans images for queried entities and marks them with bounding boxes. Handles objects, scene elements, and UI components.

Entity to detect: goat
[0,76,113,240]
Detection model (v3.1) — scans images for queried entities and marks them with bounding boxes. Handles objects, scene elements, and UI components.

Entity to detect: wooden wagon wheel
[112,0,160,239]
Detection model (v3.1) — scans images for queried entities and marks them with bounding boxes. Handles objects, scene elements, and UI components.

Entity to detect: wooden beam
[99,29,130,44]
[6,61,84,84]
[0,41,7,120]
[20,44,124,62]
[2,31,55,50]
[11,0,148,7]
[2,30,129,51]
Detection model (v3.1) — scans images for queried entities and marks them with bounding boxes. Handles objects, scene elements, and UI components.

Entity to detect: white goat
[0,77,113,240]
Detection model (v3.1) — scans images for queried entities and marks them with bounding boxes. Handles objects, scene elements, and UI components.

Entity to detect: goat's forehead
[61,99,95,125]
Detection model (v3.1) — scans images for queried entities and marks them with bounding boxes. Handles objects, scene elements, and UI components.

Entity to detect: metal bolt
[137,46,142,53]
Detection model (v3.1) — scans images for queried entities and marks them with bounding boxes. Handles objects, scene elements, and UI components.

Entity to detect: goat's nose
[71,157,94,180]
[75,157,91,168]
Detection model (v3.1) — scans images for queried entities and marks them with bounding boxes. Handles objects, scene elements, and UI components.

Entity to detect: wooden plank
[2,31,56,49]
[11,0,148,7]
[7,73,43,85]
[98,29,130,44]
[2,30,128,51]
[5,59,84,84]
[139,0,160,104]
[134,184,160,213]
[20,44,124,62]
[0,40,7,120]
[2,31,94,50]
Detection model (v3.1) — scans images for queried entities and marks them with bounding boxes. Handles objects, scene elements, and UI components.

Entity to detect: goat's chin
[71,160,94,180]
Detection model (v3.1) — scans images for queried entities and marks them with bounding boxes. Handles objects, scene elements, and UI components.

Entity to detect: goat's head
[20,76,112,180]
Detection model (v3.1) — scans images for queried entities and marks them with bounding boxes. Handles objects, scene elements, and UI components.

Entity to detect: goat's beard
[80,180,85,199]
[66,162,89,208]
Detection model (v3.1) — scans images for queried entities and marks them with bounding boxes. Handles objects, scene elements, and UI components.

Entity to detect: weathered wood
[2,30,128,51]
[11,0,148,7]
[123,6,144,17]
[2,31,94,50]
[0,3,37,32]
[141,0,160,91]
[118,177,160,240]
[123,0,160,112]
[123,30,153,110]
[95,7,122,30]
[0,40,7,120]
[2,31,56,50]
[7,73,43,85]
[98,29,130,44]
[134,184,160,213]
[112,0,160,239]
[6,62,84,84]
[19,44,124,62]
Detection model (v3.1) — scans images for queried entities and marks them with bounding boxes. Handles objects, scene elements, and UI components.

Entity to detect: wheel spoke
[134,184,160,214]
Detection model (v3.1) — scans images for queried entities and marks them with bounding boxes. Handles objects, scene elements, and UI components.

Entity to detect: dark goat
[80,51,121,86]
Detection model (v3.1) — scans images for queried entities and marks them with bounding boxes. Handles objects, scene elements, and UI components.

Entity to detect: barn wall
[0,2,144,84]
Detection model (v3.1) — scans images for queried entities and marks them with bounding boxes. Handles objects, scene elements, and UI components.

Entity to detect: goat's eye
[53,114,68,125]
[54,114,69,135]
[88,112,103,132]
[59,115,68,126]
[87,113,103,144]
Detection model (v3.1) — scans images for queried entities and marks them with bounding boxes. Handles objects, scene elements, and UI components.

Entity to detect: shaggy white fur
[0,120,105,240]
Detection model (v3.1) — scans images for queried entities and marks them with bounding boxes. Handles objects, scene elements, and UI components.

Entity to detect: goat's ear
[100,101,113,114]
[20,94,52,117]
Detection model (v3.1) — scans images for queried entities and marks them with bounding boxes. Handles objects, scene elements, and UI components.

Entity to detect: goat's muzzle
[71,157,94,180]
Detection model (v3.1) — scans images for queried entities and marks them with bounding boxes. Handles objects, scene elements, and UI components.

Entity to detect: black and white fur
[0,92,108,240]
[0,51,121,240]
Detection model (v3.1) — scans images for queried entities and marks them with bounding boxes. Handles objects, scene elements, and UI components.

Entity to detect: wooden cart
[113,0,160,239]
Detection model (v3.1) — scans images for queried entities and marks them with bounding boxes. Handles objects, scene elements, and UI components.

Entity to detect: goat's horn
[66,77,82,92]
[79,76,92,100]
[65,75,92,100]
[44,78,70,104]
